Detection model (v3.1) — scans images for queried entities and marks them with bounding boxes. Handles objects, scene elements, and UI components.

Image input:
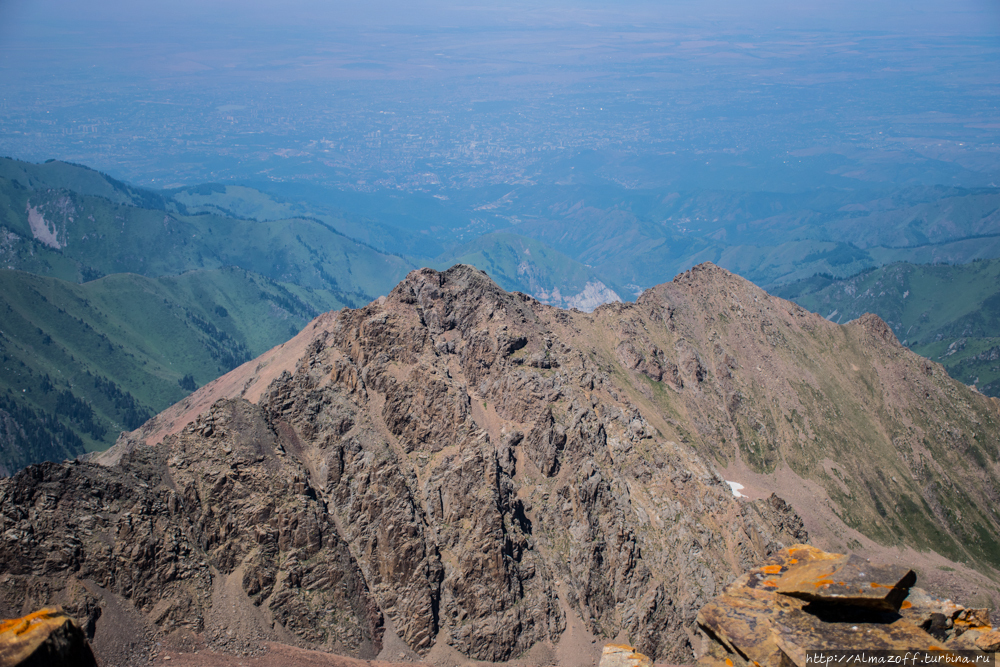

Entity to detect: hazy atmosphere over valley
[1,1,1000,666]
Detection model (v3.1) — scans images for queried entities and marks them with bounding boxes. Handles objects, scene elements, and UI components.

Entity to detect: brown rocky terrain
[696,544,1000,666]
[0,263,998,667]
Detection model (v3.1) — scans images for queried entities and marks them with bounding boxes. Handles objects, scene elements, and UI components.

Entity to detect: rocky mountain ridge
[0,263,998,666]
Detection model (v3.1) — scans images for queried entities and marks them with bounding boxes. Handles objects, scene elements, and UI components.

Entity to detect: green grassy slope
[0,157,418,471]
[0,175,414,304]
[775,259,1000,397]
[167,183,441,258]
[0,267,344,473]
[0,157,166,209]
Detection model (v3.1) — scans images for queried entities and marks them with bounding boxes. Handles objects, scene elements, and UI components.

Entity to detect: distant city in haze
[1,0,999,195]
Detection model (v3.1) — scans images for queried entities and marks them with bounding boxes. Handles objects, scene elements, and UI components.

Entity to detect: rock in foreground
[696,545,997,667]
[599,643,654,667]
[0,607,97,667]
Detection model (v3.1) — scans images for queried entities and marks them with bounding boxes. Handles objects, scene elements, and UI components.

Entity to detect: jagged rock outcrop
[1,263,999,665]
[0,607,97,667]
[0,401,383,663]
[696,545,998,667]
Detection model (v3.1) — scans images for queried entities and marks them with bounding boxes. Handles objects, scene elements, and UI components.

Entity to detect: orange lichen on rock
[599,643,653,667]
[695,545,997,667]
[975,629,1000,652]
[956,609,992,631]
[0,607,97,667]
[771,550,915,611]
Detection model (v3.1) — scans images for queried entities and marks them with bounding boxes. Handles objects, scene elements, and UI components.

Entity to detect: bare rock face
[1,263,998,665]
[241,266,805,662]
[696,545,998,667]
[0,401,384,663]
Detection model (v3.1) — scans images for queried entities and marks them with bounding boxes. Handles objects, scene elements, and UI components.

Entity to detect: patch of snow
[726,481,745,498]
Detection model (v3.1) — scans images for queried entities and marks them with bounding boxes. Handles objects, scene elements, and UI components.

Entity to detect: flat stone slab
[695,545,993,667]
[767,552,915,611]
[774,607,952,665]
[698,589,799,667]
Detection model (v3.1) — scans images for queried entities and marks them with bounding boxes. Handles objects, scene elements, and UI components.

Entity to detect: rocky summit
[0,263,998,666]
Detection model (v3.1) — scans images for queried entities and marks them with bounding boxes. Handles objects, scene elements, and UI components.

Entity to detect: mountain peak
[12,266,1000,666]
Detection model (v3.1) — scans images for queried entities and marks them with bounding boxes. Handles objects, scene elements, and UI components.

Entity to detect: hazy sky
[2,0,999,34]
[2,0,998,191]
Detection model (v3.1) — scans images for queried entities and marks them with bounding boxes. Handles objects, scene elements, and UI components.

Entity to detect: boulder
[975,629,1000,652]
[696,545,996,667]
[772,551,915,611]
[0,607,97,667]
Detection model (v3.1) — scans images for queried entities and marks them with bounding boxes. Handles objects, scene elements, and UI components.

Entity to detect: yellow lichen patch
[761,565,784,575]
[605,643,636,651]
[0,607,64,635]
[762,580,778,587]
[725,659,734,666]
[786,545,843,563]
[0,607,93,667]
[600,642,653,667]
[901,601,913,609]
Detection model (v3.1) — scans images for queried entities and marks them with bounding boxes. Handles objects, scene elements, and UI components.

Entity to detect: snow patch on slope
[726,481,745,498]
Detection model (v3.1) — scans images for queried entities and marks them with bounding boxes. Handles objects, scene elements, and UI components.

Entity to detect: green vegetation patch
[0,267,344,470]
[777,259,1000,397]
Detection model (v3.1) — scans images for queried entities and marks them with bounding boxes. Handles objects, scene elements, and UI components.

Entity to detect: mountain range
[0,264,998,666]
[2,156,1000,477]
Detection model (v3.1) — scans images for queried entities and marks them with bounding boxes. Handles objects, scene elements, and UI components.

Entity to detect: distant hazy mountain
[0,157,420,471]
[775,259,1000,398]
[0,158,415,302]
[492,185,1000,289]
[434,232,624,311]
[156,178,1000,303]
[165,182,444,259]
